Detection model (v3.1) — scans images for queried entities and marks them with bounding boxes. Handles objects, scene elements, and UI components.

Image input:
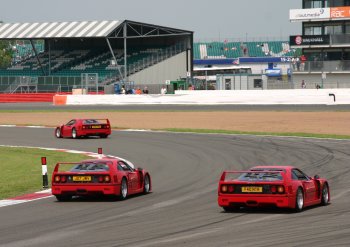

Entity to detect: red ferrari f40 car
[218,166,330,212]
[55,119,111,139]
[51,157,151,201]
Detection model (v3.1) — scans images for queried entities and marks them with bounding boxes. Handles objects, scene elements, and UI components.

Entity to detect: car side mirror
[314,175,320,179]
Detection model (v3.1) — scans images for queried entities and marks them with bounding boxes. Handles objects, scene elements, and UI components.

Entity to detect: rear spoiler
[53,162,81,172]
[220,170,286,181]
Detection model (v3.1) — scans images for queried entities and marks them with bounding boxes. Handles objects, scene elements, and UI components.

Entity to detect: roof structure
[0,20,120,39]
[0,20,193,40]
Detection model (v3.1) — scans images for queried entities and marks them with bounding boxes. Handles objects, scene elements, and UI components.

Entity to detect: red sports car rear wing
[220,170,286,182]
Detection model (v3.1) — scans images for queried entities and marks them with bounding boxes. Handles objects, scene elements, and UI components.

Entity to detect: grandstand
[193,41,301,59]
[0,20,193,93]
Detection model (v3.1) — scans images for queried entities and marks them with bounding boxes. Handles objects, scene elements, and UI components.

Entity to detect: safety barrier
[53,89,350,105]
[0,93,58,103]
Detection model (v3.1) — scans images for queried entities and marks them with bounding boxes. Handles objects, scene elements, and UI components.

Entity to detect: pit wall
[53,89,350,105]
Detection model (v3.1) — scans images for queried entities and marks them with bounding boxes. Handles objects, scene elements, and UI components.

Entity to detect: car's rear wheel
[72,128,77,139]
[55,195,72,201]
[55,128,62,138]
[100,134,108,138]
[223,206,239,212]
[295,188,304,212]
[119,178,128,200]
[321,184,329,206]
[143,174,150,194]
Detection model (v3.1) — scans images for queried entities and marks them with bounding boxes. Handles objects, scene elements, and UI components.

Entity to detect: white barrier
[57,89,350,105]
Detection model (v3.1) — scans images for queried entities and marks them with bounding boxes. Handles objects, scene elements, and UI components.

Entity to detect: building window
[254,79,262,88]
[326,0,346,7]
[304,26,322,35]
[325,24,343,34]
[304,0,323,8]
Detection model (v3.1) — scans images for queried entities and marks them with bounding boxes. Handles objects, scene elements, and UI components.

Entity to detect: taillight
[104,175,111,183]
[221,185,228,193]
[54,176,61,182]
[228,185,234,193]
[98,176,104,183]
[61,176,67,183]
[277,185,284,193]
[270,185,276,193]
[82,125,86,129]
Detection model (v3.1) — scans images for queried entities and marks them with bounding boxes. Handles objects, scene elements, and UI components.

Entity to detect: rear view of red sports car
[55,119,111,139]
[218,166,330,212]
[52,157,151,201]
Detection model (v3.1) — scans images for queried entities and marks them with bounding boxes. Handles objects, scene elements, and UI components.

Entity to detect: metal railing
[292,60,350,73]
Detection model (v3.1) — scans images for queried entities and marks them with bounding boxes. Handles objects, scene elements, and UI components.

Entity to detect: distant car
[51,157,151,201]
[55,119,111,139]
[218,166,330,212]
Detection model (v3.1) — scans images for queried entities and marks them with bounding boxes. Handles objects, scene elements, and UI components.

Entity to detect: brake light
[54,176,61,182]
[61,176,67,183]
[82,125,87,129]
[98,176,104,183]
[221,185,228,193]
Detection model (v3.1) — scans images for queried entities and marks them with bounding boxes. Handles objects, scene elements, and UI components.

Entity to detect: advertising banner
[290,8,330,21]
[330,7,350,19]
[289,35,330,46]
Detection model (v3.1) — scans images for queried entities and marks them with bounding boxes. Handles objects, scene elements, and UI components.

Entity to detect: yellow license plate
[242,186,262,193]
[73,176,92,182]
[91,125,101,129]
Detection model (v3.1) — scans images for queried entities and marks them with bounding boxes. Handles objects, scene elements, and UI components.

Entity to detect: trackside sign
[289,35,330,46]
[290,8,330,21]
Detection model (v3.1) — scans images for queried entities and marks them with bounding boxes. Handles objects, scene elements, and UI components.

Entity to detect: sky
[0,0,301,41]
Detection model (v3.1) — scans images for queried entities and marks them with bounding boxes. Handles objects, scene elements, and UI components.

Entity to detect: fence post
[41,157,49,189]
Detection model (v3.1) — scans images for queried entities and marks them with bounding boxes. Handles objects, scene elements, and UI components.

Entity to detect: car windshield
[70,162,110,172]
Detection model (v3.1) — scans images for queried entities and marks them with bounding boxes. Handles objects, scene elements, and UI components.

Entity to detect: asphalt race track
[0,127,350,247]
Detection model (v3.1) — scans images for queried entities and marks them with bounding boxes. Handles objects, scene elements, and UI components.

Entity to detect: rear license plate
[91,125,101,129]
[73,176,92,182]
[241,186,262,193]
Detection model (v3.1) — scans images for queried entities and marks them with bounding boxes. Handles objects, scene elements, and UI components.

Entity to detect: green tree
[0,21,13,68]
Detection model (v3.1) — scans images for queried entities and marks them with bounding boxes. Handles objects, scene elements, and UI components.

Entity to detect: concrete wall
[128,52,187,85]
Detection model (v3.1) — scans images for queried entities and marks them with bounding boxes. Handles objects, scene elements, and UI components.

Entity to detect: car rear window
[224,171,284,181]
[69,163,110,172]
[83,119,100,124]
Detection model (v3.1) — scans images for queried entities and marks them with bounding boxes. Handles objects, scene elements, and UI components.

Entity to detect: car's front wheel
[55,128,62,138]
[321,184,329,206]
[72,128,77,139]
[119,178,128,200]
[295,188,304,212]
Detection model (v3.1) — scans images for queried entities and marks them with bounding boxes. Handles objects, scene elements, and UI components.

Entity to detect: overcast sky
[0,0,301,41]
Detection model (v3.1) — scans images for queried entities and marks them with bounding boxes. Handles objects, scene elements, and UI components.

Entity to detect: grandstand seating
[0,43,186,83]
[193,41,301,59]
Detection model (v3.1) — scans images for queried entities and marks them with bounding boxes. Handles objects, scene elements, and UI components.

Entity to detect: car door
[292,169,316,202]
[62,119,76,137]
[118,161,138,192]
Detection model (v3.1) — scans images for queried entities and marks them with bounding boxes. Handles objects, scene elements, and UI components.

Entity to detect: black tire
[119,178,128,200]
[72,128,78,139]
[55,195,72,202]
[223,206,239,212]
[55,128,62,138]
[143,174,150,194]
[321,184,329,206]
[295,188,304,212]
[100,134,108,139]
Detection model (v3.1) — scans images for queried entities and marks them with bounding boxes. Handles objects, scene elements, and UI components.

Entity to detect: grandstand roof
[0,20,192,40]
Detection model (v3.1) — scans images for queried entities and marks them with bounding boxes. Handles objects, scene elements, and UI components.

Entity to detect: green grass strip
[0,147,87,200]
[162,128,350,140]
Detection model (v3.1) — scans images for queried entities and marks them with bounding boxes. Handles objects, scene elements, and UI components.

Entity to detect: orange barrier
[0,93,56,103]
[53,95,67,105]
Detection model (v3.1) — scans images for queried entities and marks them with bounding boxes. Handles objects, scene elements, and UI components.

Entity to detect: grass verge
[162,128,350,140]
[0,147,87,200]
